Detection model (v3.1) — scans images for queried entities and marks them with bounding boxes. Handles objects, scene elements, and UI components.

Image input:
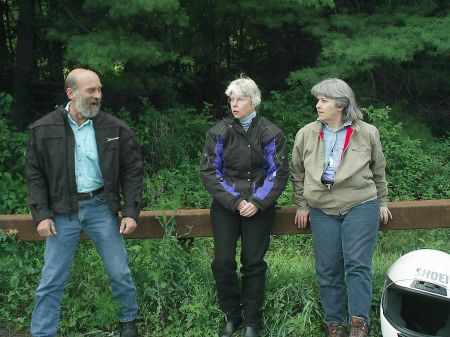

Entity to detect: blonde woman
[201,76,288,337]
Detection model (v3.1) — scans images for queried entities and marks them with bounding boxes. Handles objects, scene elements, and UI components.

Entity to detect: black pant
[210,201,275,328]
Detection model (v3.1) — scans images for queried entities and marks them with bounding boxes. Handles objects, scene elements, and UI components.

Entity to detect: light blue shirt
[66,104,103,193]
[321,120,352,182]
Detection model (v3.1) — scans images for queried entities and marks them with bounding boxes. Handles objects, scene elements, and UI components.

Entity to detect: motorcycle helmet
[380,249,450,337]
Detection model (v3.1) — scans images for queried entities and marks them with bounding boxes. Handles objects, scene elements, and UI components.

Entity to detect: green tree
[288,0,450,135]
[45,0,190,110]
[44,0,332,114]
[11,0,36,130]
[0,0,14,94]
[3,0,449,137]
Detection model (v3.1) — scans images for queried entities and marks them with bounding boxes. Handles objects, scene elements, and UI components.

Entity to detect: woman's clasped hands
[237,200,259,217]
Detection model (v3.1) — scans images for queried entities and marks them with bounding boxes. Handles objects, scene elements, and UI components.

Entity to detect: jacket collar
[58,102,105,126]
[231,113,260,125]
[314,119,361,137]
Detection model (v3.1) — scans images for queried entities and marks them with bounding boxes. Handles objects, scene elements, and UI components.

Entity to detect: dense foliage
[0,84,449,335]
[1,0,449,134]
[0,93,28,214]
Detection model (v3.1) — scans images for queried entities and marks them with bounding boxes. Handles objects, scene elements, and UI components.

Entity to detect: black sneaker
[120,320,139,337]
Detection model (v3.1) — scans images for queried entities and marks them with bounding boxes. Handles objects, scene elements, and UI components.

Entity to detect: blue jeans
[310,199,380,326]
[31,193,138,337]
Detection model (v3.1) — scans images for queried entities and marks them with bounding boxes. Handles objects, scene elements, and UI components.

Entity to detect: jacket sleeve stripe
[253,137,277,200]
[212,135,225,175]
[212,135,240,197]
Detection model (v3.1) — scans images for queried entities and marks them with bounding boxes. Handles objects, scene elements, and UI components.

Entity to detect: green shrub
[364,106,449,200]
[0,93,28,214]
[115,99,213,175]
[0,232,43,331]
[143,160,211,210]
[261,88,314,148]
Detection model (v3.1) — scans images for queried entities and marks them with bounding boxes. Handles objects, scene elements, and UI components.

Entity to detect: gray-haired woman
[290,78,392,337]
[200,76,288,337]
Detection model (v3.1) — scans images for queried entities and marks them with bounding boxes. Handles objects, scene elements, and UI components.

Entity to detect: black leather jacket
[25,105,143,225]
[200,115,288,211]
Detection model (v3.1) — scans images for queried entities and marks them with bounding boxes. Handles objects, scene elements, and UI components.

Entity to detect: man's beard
[74,91,101,118]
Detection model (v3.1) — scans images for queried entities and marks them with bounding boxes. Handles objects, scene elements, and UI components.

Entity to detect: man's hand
[37,218,57,237]
[120,217,137,234]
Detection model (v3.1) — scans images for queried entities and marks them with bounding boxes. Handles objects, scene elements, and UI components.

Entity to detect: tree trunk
[45,0,65,108]
[12,0,36,130]
[47,41,65,106]
[0,1,12,93]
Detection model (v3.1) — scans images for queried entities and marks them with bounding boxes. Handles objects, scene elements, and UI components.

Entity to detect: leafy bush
[115,99,213,175]
[0,232,42,331]
[0,93,28,214]
[143,160,211,210]
[261,88,314,147]
[364,106,449,200]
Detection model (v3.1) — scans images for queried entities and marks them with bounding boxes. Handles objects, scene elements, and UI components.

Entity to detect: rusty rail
[0,200,449,241]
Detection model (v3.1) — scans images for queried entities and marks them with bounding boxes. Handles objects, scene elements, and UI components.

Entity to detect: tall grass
[1,227,448,336]
[0,93,448,336]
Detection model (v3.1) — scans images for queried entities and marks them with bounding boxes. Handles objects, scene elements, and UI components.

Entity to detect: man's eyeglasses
[228,96,249,104]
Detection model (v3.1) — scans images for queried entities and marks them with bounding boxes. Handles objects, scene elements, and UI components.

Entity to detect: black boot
[242,326,259,337]
[120,320,139,337]
[219,319,242,337]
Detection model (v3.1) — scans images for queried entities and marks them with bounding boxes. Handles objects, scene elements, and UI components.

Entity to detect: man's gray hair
[64,72,78,91]
[225,76,261,109]
[311,78,363,122]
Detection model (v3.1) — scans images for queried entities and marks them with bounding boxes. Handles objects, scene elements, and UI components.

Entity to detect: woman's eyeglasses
[228,97,249,104]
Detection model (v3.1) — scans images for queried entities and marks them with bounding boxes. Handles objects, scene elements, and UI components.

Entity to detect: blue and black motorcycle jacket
[200,115,289,211]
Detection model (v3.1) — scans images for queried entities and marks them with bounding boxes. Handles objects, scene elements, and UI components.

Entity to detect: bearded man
[26,68,143,337]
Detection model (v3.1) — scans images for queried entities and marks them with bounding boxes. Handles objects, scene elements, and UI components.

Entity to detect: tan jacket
[290,120,388,215]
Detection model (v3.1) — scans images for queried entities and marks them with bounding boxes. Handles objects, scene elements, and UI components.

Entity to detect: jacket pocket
[40,137,64,171]
[200,153,214,170]
[351,147,370,162]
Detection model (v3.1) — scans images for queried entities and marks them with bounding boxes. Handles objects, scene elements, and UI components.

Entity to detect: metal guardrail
[0,200,449,241]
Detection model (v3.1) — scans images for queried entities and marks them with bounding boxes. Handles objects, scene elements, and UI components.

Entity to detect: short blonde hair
[225,76,261,109]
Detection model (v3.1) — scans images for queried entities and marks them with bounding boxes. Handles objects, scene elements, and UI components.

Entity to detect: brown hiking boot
[349,316,369,337]
[326,323,347,337]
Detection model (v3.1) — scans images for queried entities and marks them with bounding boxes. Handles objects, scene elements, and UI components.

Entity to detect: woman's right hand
[237,200,248,212]
[295,210,310,229]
